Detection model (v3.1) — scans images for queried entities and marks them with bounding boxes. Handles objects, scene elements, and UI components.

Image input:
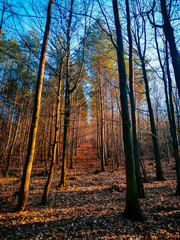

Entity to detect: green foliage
[85,19,118,119]
[0,30,40,115]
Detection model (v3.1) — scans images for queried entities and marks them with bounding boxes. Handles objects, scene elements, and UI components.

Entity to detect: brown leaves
[0,142,180,239]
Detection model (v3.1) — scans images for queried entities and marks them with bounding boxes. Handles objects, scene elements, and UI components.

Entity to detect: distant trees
[56,0,89,188]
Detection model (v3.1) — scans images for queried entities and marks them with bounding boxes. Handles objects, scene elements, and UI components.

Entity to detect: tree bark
[59,0,74,188]
[166,42,180,195]
[41,61,64,205]
[160,0,180,98]
[112,0,144,221]
[17,0,53,211]
[125,0,145,198]
[134,27,164,181]
[99,62,105,171]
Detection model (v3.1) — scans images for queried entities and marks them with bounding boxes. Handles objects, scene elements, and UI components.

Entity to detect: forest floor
[0,140,180,239]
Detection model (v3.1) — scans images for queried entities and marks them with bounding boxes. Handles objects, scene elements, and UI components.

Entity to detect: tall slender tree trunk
[48,99,56,166]
[166,43,180,195]
[70,98,76,169]
[154,15,180,191]
[59,85,70,187]
[74,109,80,157]
[99,62,105,171]
[137,46,164,181]
[110,89,115,170]
[59,0,74,188]
[96,107,100,158]
[0,0,5,38]
[41,62,64,205]
[112,0,144,221]
[17,0,53,211]
[125,0,145,198]
[160,0,180,97]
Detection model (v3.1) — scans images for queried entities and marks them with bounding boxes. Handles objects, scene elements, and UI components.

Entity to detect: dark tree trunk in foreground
[160,0,180,98]
[154,12,180,194]
[166,43,180,196]
[112,0,144,221]
[125,0,145,199]
[17,0,53,211]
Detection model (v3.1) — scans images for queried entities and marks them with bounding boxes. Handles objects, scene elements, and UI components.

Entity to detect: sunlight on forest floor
[0,141,180,239]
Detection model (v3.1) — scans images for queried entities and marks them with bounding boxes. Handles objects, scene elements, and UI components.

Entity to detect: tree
[132,1,164,181]
[125,0,145,198]
[160,0,180,98]
[112,0,144,220]
[86,20,117,171]
[152,8,180,195]
[17,0,53,211]
[165,42,180,196]
[41,56,65,205]
[58,0,88,188]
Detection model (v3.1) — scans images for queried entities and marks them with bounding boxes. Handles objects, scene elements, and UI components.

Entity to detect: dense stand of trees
[0,0,179,220]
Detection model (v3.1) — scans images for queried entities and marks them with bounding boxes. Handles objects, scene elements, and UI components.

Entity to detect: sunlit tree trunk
[74,108,80,157]
[41,62,64,205]
[17,0,53,211]
[112,0,144,221]
[70,95,76,169]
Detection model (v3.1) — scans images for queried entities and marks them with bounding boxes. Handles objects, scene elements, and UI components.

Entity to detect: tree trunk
[99,62,105,171]
[137,47,164,181]
[59,84,70,187]
[41,62,63,205]
[125,0,145,198]
[70,100,76,169]
[166,43,180,195]
[0,0,5,38]
[112,0,144,221]
[17,0,53,211]
[160,0,180,97]
[154,14,180,190]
